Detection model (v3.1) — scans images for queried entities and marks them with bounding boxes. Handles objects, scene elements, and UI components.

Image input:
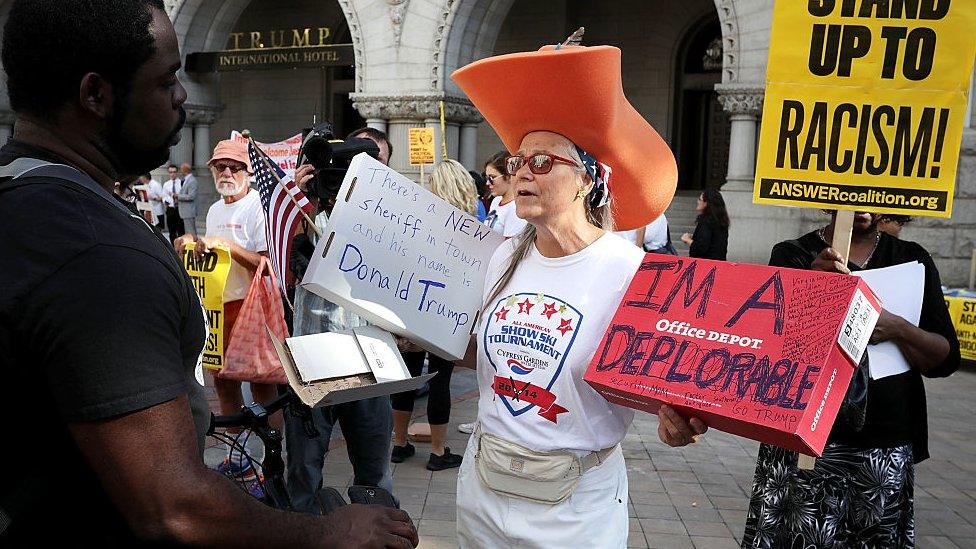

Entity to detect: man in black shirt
[0,1,417,547]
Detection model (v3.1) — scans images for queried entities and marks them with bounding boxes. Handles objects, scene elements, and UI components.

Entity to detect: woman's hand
[680,233,693,245]
[657,405,707,447]
[870,309,907,344]
[810,247,850,274]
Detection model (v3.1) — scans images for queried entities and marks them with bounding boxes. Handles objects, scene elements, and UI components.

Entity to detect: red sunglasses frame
[505,153,580,176]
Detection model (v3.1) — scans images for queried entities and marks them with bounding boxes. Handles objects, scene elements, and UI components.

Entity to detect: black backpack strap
[0,158,139,221]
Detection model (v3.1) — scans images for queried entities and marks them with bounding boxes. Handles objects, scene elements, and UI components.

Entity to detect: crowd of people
[0,1,963,548]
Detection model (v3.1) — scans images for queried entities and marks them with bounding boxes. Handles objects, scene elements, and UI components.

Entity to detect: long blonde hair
[482,143,614,312]
[428,159,478,215]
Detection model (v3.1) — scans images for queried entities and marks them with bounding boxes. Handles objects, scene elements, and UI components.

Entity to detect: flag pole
[246,135,322,238]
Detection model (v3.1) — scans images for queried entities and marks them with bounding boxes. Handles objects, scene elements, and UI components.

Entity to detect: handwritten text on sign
[182,244,231,369]
[302,154,505,360]
[754,0,976,217]
[584,255,881,455]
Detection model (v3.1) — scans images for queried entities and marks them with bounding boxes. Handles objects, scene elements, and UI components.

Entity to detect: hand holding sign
[302,153,505,360]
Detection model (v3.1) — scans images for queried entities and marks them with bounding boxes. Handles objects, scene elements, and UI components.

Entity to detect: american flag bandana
[575,146,612,209]
[249,140,316,289]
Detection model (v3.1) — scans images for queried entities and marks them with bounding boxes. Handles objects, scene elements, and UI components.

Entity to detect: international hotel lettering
[185,26,354,73]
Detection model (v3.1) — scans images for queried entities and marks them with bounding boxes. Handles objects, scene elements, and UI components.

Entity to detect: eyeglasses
[505,153,580,176]
[485,173,505,184]
[212,162,247,174]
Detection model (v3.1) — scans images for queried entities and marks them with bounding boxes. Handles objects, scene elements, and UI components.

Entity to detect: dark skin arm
[815,247,951,375]
[69,396,418,548]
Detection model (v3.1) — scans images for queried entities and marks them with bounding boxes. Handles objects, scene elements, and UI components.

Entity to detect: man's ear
[79,72,115,119]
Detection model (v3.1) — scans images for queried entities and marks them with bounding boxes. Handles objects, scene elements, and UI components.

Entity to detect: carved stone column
[0,111,15,146]
[716,84,764,192]
[714,83,806,265]
[350,93,481,179]
[186,104,221,215]
[187,105,220,173]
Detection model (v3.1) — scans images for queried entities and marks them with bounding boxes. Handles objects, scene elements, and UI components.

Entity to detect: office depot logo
[810,368,837,432]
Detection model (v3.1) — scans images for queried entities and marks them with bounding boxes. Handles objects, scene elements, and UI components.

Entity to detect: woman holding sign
[663,211,961,548]
[450,36,689,547]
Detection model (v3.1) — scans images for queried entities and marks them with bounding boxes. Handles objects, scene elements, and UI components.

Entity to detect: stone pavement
[207,365,976,548]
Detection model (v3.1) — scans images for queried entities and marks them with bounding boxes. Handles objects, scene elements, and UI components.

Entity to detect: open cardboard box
[584,254,881,457]
[269,326,435,407]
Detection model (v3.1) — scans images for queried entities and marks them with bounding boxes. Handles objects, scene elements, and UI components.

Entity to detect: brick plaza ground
[206,365,976,548]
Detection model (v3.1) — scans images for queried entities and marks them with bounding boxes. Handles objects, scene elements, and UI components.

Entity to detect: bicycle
[207,389,398,514]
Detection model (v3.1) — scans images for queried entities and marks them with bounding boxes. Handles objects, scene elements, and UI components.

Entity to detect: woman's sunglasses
[505,153,580,176]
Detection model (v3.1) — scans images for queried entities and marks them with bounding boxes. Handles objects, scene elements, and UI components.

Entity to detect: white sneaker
[457,422,475,434]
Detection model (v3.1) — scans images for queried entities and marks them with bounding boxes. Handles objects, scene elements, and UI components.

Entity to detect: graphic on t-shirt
[483,292,583,422]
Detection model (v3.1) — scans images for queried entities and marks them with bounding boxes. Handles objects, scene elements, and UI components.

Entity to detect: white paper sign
[854,261,925,379]
[302,154,506,360]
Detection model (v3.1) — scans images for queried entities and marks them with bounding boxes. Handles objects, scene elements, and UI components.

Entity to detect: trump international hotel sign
[186,26,354,72]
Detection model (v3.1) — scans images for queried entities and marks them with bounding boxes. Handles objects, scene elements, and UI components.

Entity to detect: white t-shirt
[615,214,669,250]
[205,189,268,302]
[147,179,166,216]
[484,196,528,238]
[162,178,181,207]
[477,232,644,455]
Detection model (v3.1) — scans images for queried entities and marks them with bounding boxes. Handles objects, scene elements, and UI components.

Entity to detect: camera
[297,122,380,203]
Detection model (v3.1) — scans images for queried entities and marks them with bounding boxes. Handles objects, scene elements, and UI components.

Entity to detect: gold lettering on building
[228,27,334,51]
[292,28,311,48]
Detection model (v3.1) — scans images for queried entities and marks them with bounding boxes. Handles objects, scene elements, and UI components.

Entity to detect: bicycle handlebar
[207,391,294,433]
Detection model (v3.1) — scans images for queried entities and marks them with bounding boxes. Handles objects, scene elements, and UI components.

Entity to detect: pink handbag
[220,257,289,384]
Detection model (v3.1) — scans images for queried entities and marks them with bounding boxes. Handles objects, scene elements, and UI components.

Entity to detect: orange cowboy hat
[452,41,677,231]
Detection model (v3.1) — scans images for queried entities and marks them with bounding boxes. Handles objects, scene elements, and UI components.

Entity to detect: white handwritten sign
[302,153,506,360]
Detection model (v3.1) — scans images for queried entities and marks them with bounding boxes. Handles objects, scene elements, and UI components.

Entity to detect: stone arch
[434,0,516,96]
[712,0,742,83]
[172,0,362,103]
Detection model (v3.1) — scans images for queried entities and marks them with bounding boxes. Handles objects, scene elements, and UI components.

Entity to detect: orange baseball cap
[208,139,252,173]
[452,45,677,231]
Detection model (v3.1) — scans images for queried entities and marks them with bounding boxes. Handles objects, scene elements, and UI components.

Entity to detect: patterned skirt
[742,442,915,548]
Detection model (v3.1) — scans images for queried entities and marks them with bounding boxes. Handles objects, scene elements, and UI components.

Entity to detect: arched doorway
[184,0,361,145]
[672,15,730,191]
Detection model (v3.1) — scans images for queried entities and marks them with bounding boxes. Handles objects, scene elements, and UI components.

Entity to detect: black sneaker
[426,448,463,471]
[391,442,415,463]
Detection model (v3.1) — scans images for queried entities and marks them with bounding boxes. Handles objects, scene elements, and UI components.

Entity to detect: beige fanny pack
[474,427,617,505]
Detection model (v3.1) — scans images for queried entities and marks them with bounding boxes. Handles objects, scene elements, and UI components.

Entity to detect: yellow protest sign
[755,1,976,218]
[408,127,436,166]
[945,296,976,361]
[183,244,232,370]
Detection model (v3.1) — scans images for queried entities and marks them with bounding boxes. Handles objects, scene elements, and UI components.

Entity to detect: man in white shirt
[162,163,184,243]
[141,173,166,230]
[174,139,274,478]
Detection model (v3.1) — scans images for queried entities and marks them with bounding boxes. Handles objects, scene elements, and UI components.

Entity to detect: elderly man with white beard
[175,138,279,479]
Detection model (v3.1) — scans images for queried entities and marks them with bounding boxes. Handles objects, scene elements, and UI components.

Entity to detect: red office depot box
[584,254,881,456]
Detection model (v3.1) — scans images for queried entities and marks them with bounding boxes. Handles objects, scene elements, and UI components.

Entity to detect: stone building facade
[0,0,972,284]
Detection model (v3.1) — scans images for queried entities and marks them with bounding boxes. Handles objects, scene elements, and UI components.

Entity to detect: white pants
[456,436,629,548]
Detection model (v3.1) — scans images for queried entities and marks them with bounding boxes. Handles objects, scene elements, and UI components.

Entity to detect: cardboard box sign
[269,326,435,407]
[302,153,505,361]
[584,254,881,456]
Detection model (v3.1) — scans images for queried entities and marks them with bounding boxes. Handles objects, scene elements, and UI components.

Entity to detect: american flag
[248,140,315,289]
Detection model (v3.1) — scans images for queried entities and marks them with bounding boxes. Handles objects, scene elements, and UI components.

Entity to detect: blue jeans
[284,395,394,513]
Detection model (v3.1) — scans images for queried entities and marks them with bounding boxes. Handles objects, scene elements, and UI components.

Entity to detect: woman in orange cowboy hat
[451,33,703,547]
